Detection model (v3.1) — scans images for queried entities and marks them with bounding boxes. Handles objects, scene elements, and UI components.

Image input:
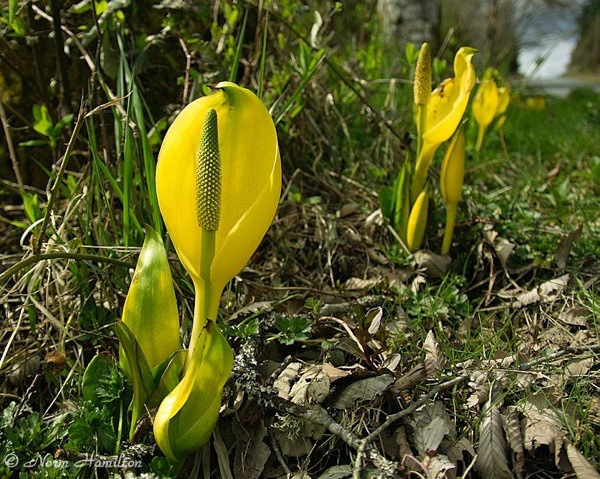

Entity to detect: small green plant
[271,314,312,345]
[20,104,74,150]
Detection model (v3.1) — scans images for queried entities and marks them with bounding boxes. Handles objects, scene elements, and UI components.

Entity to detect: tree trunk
[377,0,440,48]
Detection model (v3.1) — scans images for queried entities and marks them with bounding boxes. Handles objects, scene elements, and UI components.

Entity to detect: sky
[518,38,577,79]
[515,0,584,79]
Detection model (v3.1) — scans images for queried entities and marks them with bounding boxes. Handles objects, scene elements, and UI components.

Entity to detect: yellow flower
[440,129,466,255]
[156,81,281,349]
[472,69,499,151]
[411,47,476,200]
[154,320,233,463]
[153,82,280,463]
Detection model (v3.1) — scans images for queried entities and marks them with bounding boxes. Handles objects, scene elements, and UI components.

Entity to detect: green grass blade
[258,9,269,99]
[228,7,249,83]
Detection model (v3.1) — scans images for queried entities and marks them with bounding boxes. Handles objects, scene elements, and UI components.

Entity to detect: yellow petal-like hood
[472,78,499,129]
[156,82,281,301]
[422,47,476,145]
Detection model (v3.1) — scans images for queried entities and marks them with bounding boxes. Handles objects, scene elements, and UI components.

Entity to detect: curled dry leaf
[513,274,570,308]
[554,223,583,270]
[423,330,446,374]
[344,277,381,291]
[483,229,515,269]
[520,396,564,450]
[409,401,456,456]
[229,301,273,321]
[565,442,600,479]
[424,454,456,479]
[274,362,302,400]
[316,465,353,479]
[413,250,451,279]
[232,422,271,479]
[558,307,589,327]
[289,365,330,405]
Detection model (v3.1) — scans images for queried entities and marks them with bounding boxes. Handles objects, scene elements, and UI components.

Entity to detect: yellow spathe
[422,47,477,145]
[156,82,281,322]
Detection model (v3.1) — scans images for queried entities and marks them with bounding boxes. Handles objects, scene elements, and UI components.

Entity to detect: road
[524,77,600,98]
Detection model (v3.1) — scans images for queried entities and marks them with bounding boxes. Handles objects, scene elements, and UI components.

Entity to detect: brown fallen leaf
[332,374,395,409]
[555,223,583,270]
[413,250,451,278]
[476,401,512,479]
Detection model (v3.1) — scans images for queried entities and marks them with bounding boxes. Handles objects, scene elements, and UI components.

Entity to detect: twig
[239,0,408,146]
[363,374,470,446]
[0,252,132,285]
[35,102,86,254]
[49,0,71,113]
[518,344,600,370]
[267,422,292,476]
[179,38,192,106]
[0,102,23,190]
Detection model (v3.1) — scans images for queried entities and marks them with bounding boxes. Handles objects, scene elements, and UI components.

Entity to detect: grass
[1,1,599,477]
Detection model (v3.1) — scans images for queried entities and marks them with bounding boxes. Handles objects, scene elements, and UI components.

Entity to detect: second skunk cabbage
[156,81,282,353]
[411,47,477,200]
[440,128,466,255]
[472,69,499,151]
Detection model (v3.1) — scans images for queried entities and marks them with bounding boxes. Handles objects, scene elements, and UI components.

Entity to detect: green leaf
[379,186,394,220]
[32,104,53,138]
[115,321,155,440]
[51,113,74,138]
[149,349,187,406]
[8,0,18,27]
[392,162,411,240]
[19,139,48,147]
[82,355,112,402]
[119,226,180,373]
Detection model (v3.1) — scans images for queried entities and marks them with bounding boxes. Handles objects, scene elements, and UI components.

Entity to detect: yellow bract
[153,321,233,463]
[406,188,429,252]
[440,128,466,206]
[156,82,282,323]
[473,78,499,129]
[440,129,466,255]
[494,86,511,130]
